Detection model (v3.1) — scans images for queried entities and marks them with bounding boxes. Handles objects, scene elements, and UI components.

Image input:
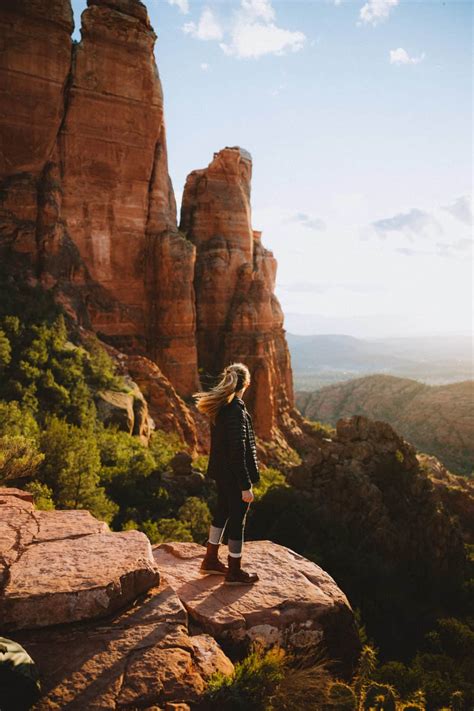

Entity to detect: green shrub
[149,428,186,472]
[253,466,288,500]
[38,417,117,523]
[203,641,286,711]
[25,481,55,510]
[0,434,44,483]
[140,517,193,544]
[178,497,212,544]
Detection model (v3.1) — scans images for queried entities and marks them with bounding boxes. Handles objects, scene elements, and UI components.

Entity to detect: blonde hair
[193,362,251,425]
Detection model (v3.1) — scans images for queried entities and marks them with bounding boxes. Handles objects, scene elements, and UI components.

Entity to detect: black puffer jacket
[206,396,260,490]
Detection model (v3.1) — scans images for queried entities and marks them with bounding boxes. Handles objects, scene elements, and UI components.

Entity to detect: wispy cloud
[285,212,326,231]
[167,0,189,14]
[183,7,223,40]
[359,0,399,26]
[365,196,473,258]
[182,0,306,59]
[371,208,442,242]
[200,62,210,70]
[442,194,473,226]
[390,47,425,65]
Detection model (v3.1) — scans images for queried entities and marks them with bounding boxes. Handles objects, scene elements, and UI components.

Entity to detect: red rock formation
[1,488,234,709]
[0,488,159,629]
[153,540,361,680]
[0,0,73,263]
[180,146,304,443]
[0,1,306,455]
[57,0,200,395]
[0,0,200,399]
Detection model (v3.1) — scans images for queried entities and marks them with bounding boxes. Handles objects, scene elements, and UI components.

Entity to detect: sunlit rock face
[0,0,200,398]
[0,0,305,447]
[180,146,304,442]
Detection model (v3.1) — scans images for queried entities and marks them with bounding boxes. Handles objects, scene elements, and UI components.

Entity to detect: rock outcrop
[0,487,364,705]
[15,584,233,711]
[417,453,474,543]
[180,146,305,446]
[0,488,234,709]
[287,415,467,585]
[0,488,159,630]
[153,540,361,679]
[296,374,474,474]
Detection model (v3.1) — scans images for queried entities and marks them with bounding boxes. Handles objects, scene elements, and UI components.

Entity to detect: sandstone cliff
[0,0,303,457]
[180,146,304,444]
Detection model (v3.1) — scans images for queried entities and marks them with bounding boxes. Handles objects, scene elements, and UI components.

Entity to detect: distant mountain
[287,332,473,388]
[295,374,473,475]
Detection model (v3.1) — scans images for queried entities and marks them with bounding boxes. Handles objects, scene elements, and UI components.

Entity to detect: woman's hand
[242,488,254,503]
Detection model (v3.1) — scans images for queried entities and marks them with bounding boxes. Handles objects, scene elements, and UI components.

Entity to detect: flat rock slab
[0,489,160,631]
[15,581,234,710]
[153,540,361,678]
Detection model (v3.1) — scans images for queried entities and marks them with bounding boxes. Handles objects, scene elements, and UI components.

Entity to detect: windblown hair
[193,362,251,425]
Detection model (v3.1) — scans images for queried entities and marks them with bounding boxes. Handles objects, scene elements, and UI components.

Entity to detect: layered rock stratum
[0,0,305,457]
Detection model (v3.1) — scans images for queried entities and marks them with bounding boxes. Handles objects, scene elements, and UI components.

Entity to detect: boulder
[170,451,193,476]
[153,540,361,679]
[95,389,135,433]
[95,380,154,444]
[0,490,159,631]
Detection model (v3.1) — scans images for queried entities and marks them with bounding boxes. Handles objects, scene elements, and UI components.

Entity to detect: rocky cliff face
[0,0,200,398]
[0,0,301,453]
[180,146,302,442]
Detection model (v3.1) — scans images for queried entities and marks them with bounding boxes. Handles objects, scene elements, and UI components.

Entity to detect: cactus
[361,682,397,711]
[449,691,464,711]
[326,681,357,710]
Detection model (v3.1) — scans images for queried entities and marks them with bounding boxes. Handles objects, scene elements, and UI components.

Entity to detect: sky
[71,0,472,338]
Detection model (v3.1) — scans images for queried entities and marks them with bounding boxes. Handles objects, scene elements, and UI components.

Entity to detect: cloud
[371,208,442,242]
[220,0,306,59]
[367,198,473,258]
[181,0,305,59]
[200,62,210,70]
[390,48,425,65]
[167,0,189,13]
[242,0,275,22]
[286,212,326,231]
[183,7,223,40]
[359,0,399,25]
[442,194,473,226]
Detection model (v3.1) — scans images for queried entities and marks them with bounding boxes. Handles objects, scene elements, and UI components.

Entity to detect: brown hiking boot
[223,554,259,585]
[199,542,228,575]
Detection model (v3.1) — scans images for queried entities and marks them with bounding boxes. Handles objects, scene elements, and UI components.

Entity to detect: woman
[193,362,260,585]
